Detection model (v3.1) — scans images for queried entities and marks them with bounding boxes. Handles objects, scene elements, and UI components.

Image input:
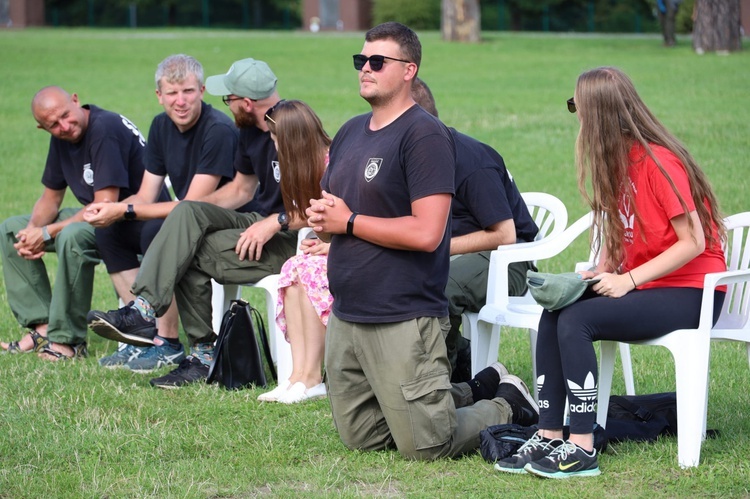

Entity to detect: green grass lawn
[1,28,749,497]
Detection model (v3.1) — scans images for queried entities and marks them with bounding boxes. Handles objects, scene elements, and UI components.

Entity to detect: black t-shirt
[42,105,147,204]
[234,126,282,216]
[451,129,538,243]
[322,105,455,323]
[145,102,238,200]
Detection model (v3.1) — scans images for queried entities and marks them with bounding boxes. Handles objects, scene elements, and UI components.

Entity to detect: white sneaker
[278,381,327,404]
[305,382,327,400]
[257,379,291,402]
[278,382,307,404]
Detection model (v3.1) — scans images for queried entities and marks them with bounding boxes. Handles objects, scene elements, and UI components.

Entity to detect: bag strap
[609,395,654,422]
[249,306,277,382]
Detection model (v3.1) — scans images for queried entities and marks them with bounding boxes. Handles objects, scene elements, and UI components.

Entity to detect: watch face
[278,212,288,225]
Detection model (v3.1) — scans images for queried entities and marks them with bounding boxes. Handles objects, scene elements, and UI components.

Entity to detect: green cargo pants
[0,208,98,345]
[132,201,297,345]
[325,314,513,460]
[446,250,535,380]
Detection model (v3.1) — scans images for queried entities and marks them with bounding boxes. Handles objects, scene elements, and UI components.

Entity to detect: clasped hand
[306,191,350,235]
[83,201,121,228]
[14,227,45,260]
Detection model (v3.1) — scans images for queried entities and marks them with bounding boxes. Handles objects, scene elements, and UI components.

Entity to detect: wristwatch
[41,226,52,242]
[277,212,289,232]
[124,204,136,221]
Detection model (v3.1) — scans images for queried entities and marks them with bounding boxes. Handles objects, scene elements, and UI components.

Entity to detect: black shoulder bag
[605,392,678,443]
[207,299,277,390]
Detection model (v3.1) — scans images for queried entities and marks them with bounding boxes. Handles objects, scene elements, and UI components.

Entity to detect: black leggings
[536,286,725,434]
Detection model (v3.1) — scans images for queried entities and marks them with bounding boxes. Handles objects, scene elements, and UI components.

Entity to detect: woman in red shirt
[496,66,726,478]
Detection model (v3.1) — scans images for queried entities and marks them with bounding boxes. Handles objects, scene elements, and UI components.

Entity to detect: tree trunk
[693,0,742,53]
[441,0,481,43]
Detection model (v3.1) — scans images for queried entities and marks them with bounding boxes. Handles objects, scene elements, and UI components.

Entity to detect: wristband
[347,212,358,236]
[628,271,637,289]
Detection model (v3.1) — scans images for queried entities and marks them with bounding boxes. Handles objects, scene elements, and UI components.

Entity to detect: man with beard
[306,22,537,460]
[88,58,299,388]
[84,54,239,371]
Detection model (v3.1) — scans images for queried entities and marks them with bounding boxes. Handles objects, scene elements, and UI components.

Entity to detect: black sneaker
[87,302,157,347]
[149,356,209,389]
[496,374,539,426]
[494,431,563,474]
[524,440,601,479]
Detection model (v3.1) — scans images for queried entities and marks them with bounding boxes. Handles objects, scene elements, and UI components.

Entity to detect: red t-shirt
[621,143,726,290]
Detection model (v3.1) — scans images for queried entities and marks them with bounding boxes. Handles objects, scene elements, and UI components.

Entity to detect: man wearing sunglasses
[83,54,239,371]
[307,22,537,461]
[88,57,299,388]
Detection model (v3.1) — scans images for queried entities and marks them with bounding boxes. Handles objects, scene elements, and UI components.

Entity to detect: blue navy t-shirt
[234,126,283,216]
[322,105,455,323]
[145,101,237,200]
[42,105,148,204]
[450,129,538,243]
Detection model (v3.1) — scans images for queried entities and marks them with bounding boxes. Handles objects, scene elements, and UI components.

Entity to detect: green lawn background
[0,28,749,497]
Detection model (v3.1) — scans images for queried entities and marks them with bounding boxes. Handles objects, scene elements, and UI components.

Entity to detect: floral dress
[275,251,332,342]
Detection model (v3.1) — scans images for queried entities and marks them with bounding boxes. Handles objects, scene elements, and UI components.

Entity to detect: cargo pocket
[400,372,455,450]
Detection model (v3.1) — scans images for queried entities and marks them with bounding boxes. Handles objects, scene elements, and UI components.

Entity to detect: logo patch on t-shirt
[364,158,382,182]
[83,163,94,186]
[272,161,281,183]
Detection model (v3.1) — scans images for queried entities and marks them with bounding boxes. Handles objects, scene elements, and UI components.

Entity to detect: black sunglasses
[264,99,286,125]
[222,95,244,106]
[567,97,576,114]
[353,54,411,71]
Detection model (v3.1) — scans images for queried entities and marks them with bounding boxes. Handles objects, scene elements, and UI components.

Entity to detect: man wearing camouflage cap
[88,57,299,387]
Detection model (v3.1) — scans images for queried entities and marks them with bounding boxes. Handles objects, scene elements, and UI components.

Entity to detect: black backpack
[207,299,276,390]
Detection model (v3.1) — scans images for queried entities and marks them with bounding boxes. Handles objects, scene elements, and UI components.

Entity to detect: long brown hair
[265,100,331,221]
[574,66,724,270]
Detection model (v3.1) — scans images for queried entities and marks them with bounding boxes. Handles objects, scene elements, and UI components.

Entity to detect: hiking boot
[494,431,563,474]
[149,356,209,389]
[126,341,185,372]
[88,302,157,347]
[496,374,539,426]
[99,343,151,368]
[524,440,601,479]
[189,342,214,365]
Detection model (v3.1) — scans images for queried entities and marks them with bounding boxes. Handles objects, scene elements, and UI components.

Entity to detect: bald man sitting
[0,86,164,360]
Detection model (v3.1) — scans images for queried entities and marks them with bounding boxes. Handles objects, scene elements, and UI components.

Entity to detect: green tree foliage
[373,0,441,30]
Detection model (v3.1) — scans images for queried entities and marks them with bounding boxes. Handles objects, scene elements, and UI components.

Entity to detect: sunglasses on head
[264,99,286,125]
[352,54,411,71]
[567,97,576,113]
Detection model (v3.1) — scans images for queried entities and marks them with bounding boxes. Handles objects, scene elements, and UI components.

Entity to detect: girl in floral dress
[256,100,332,404]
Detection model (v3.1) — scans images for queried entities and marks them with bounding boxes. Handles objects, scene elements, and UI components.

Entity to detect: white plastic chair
[597,211,750,468]
[461,192,568,377]
[213,227,314,386]
[474,212,636,399]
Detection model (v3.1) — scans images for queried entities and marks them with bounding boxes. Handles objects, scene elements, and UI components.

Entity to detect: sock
[467,365,501,402]
[132,296,156,321]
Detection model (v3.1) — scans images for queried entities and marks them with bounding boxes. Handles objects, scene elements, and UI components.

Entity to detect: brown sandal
[2,329,48,354]
[38,342,88,361]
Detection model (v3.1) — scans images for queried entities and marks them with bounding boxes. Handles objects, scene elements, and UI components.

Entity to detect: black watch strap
[124,204,136,221]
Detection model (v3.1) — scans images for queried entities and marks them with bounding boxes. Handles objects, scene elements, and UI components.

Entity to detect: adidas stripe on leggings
[535,286,724,435]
